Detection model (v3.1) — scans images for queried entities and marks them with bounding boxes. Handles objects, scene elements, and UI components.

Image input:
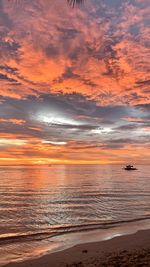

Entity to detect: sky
[0,0,149,165]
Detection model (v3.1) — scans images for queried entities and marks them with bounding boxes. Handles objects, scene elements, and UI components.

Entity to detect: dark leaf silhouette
[67,0,84,7]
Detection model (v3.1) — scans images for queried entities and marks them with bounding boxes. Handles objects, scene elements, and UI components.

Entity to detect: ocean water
[0,164,150,265]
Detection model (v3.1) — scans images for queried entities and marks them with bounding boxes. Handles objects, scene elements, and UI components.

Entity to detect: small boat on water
[124,165,137,170]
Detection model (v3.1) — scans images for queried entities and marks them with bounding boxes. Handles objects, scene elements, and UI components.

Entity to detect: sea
[0,164,150,266]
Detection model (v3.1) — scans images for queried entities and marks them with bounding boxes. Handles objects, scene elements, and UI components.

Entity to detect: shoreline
[4,228,150,267]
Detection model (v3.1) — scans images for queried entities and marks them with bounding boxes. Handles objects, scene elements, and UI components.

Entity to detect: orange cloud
[0,118,26,125]
[0,0,149,165]
[0,0,149,104]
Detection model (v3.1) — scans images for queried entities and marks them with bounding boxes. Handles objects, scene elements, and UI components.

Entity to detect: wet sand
[5,229,150,267]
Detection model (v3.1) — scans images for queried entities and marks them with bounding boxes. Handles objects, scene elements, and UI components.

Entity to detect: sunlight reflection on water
[0,164,150,265]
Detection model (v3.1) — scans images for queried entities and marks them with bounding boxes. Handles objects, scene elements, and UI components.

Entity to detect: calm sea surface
[0,165,150,265]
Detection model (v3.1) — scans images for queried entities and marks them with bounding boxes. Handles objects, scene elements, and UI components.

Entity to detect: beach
[1,0,149,265]
[4,229,150,267]
[0,165,150,266]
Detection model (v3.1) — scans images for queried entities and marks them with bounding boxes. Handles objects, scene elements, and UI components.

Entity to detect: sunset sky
[0,0,149,165]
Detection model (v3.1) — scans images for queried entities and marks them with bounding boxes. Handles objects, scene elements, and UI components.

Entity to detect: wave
[1,215,150,246]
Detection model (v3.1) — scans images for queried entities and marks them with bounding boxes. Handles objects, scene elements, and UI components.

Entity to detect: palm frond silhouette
[67,0,84,7]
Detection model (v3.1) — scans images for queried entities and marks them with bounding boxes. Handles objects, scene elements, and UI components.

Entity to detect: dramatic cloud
[0,0,149,164]
[0,0,149,103]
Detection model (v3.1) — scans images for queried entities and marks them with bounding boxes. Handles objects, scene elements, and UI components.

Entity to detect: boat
[124,165,137,170]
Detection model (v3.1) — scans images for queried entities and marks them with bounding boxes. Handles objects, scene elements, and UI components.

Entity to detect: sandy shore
[5,229,150,267]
